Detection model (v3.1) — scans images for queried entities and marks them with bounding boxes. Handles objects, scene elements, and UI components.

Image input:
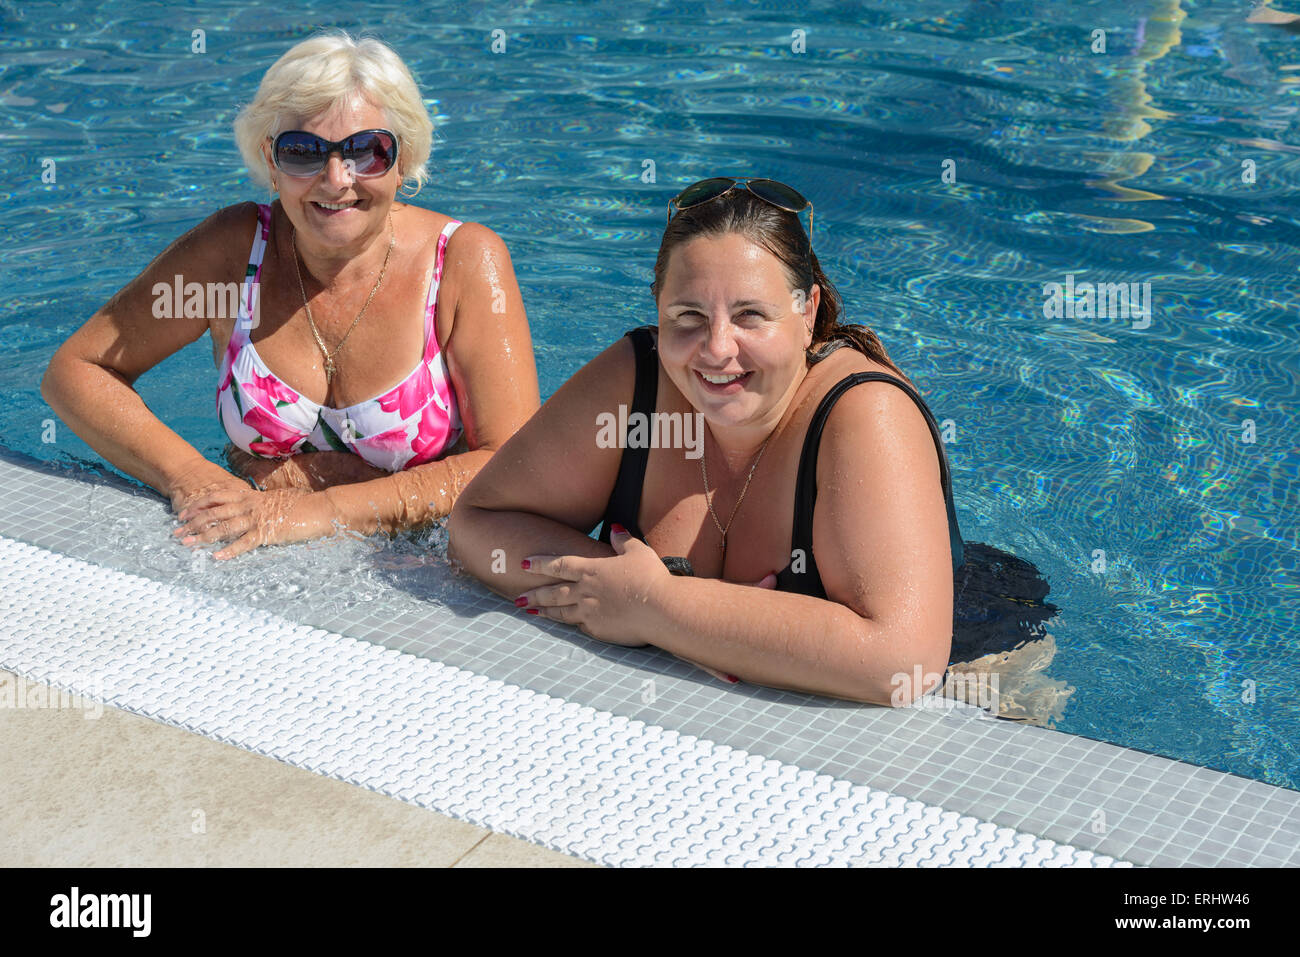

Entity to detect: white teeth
[701,372,745,384]
[315,201,357,210]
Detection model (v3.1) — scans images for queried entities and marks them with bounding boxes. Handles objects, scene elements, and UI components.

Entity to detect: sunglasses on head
[667,177,814,244]
[271,128,399,179]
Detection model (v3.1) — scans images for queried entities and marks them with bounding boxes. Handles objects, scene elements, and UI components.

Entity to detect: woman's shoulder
[411,209,515,294]
[205,200,265,240]
[397,205,506,258]
[142,201,263,281]
[809,340,919,390]
[806,347,941,477]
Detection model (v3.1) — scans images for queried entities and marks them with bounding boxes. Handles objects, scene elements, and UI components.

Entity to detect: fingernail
[520,559,531,570]
[514,596,528,607]
[525,608,539,615]
[182,536,196,545]
[724,674,740,683]
[611,523,626,535]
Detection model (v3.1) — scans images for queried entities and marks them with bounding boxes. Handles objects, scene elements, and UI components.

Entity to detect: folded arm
[462,347,957,705]
[41,204,258,511]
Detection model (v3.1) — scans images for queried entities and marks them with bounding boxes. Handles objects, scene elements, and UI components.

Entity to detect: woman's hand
[515,524,672,647]
[172,485,343,560]
[168,458,254,517]
[517,525,777,686]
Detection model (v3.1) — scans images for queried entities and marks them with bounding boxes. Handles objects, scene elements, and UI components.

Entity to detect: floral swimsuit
[217,203,464,472]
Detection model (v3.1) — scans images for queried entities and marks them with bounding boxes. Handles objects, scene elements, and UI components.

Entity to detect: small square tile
[1142,823,1179,843]
[1049,782,1086,803]
[1100,827,1141,849]
[1163,827,1210,852]
[1195,838,1235,859]
[1251,808,1291,832]
[987,779,1021,799]
[1248,844,1289,864]
[1064,772,1104,792]
[1128,837,1171,860]
[1227,832,1270,856]
[1112,784,1151,805]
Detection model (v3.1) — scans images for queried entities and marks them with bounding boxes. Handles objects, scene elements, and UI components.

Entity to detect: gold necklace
[701,425,773,555]
[290,214,395,386]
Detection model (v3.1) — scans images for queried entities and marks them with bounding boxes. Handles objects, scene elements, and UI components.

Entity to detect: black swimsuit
[595,325,1061,664]
[597,325,963,595]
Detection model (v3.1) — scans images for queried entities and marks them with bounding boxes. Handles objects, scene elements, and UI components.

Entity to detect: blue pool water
[0,0,1296,789]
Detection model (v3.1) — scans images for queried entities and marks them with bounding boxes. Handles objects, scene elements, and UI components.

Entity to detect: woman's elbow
[39,349,75,409]
[445,493,488,567]
[848,623,950,708]
[883,642,951,708]
[445,497,470,563]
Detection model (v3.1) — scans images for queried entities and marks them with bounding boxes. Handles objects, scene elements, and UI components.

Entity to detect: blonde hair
[233,30,433,195]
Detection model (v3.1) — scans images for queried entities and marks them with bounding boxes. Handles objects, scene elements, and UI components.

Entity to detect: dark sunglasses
[271,128,399,179]
[667,177,814,244]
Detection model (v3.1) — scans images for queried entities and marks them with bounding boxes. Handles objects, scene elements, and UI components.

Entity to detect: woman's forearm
[447,504,945,703]
[227,444,409,493]
[447,505,615,598]
[640,575,947,706]
[41,355,230,497]
[324,448,500,537]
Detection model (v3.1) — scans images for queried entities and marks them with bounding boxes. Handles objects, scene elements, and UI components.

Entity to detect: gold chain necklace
[290,214,395,386]
[701,424,773,555]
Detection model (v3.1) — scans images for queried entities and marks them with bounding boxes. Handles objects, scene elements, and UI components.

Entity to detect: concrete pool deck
[0,668,591,867]
[0,449,1296,867]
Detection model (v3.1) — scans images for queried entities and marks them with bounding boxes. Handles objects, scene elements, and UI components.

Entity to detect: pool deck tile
[0,451,1295,867]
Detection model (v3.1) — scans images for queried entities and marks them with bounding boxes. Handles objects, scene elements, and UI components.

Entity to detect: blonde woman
[41,31,539,559]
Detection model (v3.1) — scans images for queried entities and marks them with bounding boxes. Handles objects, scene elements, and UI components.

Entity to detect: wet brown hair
[651,188,906,376]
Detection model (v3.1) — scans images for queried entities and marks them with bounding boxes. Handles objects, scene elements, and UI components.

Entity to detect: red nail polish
[526,608,539,615]
[520,559,531,570]
[514,596,528,607]
[611,523,626,535]
[725,674,740,683]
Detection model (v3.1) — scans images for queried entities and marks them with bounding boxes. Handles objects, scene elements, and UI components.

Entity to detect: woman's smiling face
[263,96,399,249]
[656,231,818,429]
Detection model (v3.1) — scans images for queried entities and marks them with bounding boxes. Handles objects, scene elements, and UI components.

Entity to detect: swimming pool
[0,0,1296,792]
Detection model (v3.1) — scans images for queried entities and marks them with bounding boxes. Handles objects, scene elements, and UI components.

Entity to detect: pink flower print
[378,360,433,420]
[407,399,453,466]
[363,422,415,463]
[244,366,303,409]
[248,439,292,457]
[241,399,305,455]
[218,333,244,393]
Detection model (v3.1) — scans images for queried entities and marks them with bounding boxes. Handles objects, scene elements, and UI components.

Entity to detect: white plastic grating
[0,534,1124,867]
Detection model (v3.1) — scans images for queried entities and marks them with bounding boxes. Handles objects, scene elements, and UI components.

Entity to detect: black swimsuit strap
[597,326,658,542]
[790,371,964,573]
